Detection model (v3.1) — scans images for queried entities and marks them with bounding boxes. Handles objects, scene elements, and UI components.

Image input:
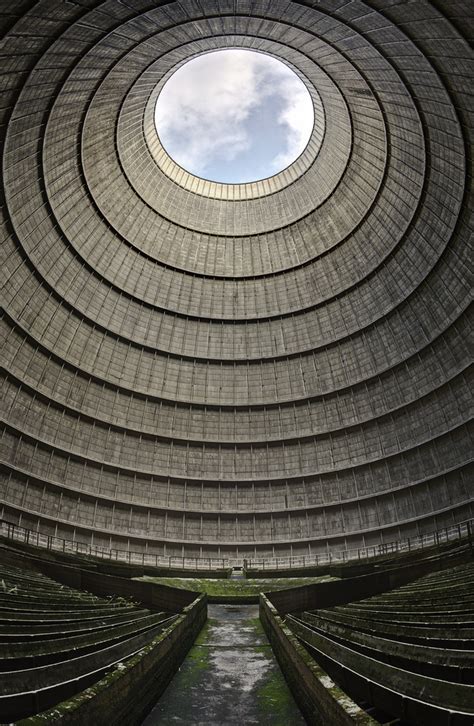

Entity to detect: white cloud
[271,77,315,172]
[155,49,314,181]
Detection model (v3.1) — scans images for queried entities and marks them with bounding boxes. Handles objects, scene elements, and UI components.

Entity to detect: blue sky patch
[155,49,314,184]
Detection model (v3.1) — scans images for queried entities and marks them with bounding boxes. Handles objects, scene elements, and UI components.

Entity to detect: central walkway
[142,604,306,725]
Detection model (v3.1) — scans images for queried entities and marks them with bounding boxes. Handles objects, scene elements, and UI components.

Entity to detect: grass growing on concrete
[257,666,303,725]
[246,612,306,724]
[175,619,211,691]
[137,575,335,598]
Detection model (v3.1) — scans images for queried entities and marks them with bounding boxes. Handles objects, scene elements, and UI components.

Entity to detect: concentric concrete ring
[0,0,472,561]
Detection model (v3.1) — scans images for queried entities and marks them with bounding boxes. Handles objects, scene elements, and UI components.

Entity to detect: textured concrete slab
[142,604,306,725]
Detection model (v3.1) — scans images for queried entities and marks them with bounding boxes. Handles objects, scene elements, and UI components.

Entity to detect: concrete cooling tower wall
[0,0,472,562]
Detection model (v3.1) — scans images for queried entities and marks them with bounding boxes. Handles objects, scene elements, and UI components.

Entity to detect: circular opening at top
[154,49,314,185]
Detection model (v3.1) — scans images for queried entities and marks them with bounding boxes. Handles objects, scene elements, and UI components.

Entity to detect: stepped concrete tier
[262,548,474,724]
[0,544,205,723]
[0,0,472,563]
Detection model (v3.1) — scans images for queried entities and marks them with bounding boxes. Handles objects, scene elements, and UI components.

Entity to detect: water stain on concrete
[142,604,306,725]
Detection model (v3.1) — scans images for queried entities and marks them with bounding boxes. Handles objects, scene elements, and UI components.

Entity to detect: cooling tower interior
[1,0,472,565]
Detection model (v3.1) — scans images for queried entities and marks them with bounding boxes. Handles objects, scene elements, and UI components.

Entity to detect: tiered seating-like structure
[0,562,176,721]
[286,562,474,724]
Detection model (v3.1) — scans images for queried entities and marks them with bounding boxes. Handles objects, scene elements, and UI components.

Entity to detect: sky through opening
[154,49,314,184]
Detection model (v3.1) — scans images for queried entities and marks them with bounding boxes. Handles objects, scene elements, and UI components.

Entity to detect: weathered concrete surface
[259,595,375,726]
[142,604,306,725]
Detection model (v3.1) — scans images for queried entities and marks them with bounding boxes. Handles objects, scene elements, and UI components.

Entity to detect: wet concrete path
[142,604,306,725]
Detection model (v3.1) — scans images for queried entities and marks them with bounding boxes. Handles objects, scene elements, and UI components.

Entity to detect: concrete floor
[142,604,306,725]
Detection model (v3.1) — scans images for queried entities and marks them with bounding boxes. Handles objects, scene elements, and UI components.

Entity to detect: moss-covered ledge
[17,594,207,726]
[259,594,377,726]
[138,575,335,603]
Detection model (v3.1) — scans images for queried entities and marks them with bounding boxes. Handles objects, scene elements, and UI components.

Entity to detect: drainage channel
[142,603,306,725]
